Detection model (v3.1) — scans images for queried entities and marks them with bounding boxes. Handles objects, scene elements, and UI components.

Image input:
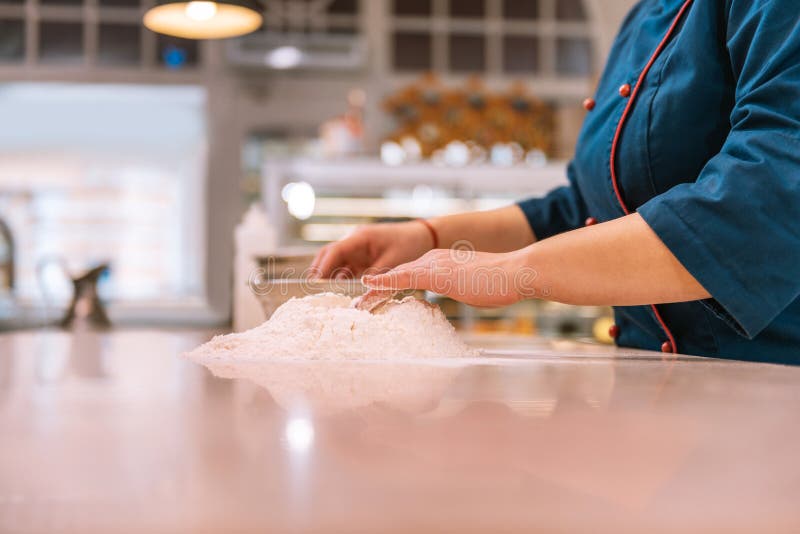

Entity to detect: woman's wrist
[428,207,536,254]
[416,219,439,249]
[400,219,437,257]
[504,247,538,304]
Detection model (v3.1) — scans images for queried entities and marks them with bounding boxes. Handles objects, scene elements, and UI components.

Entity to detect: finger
[308,245,329,278]
[333,267,353,280]
[317,246,346,279]
[352,289,397,311]
[361,250,441,287]
[362,268,427,291]
[380,252,440,278]
[382,255,429,274]
[367,257,397,276]
[309,248,333,279]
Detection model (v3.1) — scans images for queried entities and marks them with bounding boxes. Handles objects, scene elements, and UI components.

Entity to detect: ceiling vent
[227,32,367,71]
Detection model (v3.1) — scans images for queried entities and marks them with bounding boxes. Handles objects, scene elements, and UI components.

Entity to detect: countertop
[1,328,799,533]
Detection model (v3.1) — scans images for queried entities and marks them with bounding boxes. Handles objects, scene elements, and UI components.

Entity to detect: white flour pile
[186,293,478,361]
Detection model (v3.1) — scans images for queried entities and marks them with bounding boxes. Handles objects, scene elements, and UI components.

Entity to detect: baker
[310,0,800,365]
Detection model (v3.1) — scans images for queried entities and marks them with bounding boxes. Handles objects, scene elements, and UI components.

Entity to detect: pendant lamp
[144,0,263,40]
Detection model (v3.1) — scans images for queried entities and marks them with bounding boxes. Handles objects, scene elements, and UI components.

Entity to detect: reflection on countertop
[1,328,799,533]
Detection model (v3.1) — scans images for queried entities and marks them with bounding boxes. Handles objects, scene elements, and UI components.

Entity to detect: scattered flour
[186,293,479,361]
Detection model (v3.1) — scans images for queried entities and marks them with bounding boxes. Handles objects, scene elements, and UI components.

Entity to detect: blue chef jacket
[517,0,800,365]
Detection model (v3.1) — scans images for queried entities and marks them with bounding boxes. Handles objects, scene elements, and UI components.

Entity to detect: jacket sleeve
[517,162,589,241]
[637,0,800,338]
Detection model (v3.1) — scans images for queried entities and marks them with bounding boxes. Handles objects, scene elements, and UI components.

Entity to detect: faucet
[61,263,111,329]
[0,217,13,294]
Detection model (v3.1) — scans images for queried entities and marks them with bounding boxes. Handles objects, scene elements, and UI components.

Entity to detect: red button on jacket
[609,324,620,339]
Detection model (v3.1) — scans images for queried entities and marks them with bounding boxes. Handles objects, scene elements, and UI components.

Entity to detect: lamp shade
[144,0,263,40]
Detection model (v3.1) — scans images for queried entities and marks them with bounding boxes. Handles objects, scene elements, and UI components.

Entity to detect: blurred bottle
[0,217,14,296]
[319,88,366,158]
[234,203,278,332]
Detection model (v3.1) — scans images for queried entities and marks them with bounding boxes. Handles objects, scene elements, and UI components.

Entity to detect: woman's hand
[309,221,434,279]
[309,206,537,280]
[362,248,539,307]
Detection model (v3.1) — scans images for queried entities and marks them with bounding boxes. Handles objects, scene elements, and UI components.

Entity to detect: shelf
[263,158,568,196]
[261,157,569,246]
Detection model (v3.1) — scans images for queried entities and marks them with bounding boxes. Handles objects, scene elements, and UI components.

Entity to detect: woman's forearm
[521,213,710,306]
[364,213,710,308]
[429,205,536,252]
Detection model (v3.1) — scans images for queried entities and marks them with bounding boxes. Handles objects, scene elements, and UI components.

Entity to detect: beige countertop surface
[0,328,799,533]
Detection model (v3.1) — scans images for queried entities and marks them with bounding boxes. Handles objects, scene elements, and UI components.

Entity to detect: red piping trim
[610,0,694,215]
[652,302,678,355]
[609,0,693,355]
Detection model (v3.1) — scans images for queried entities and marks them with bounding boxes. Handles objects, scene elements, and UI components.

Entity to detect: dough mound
[186,293,478,361]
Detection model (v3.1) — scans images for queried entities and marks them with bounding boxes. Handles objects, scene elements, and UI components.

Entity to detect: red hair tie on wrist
[418,219,439,250]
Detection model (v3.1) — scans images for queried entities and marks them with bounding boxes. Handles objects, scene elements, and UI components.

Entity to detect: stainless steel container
[252,253,368,319]
[255,253,316,281]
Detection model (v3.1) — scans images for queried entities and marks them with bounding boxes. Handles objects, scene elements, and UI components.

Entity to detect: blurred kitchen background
[0,0,636,340]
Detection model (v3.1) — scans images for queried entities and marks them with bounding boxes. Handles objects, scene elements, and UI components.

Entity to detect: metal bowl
[250,251,424,320]
[255,253,317,280]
